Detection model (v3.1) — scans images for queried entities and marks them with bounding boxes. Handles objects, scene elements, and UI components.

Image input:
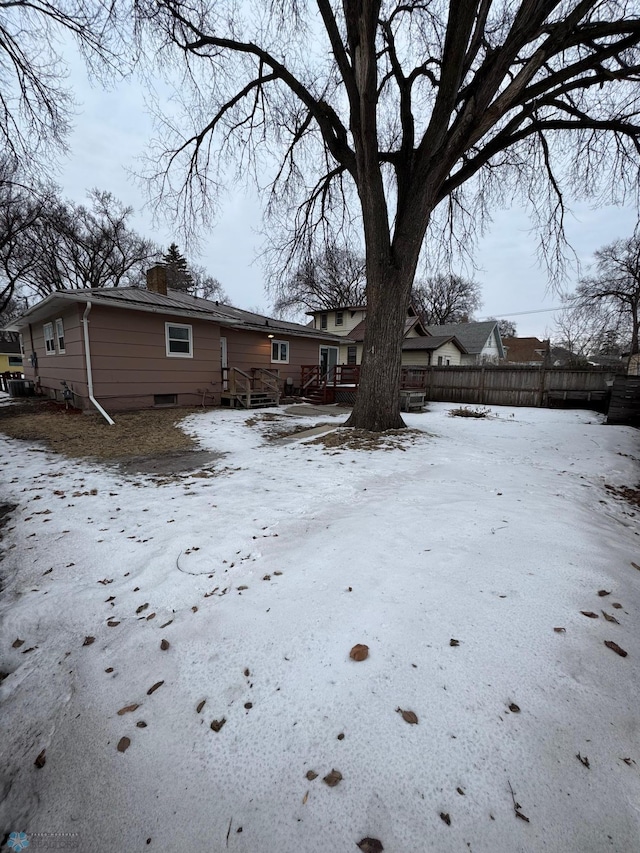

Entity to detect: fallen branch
[508,780,530,823]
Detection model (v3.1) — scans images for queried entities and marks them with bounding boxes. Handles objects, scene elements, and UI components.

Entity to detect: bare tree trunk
[346,263,412,430]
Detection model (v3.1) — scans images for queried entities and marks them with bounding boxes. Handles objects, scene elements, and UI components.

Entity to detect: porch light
[267,333,274,338]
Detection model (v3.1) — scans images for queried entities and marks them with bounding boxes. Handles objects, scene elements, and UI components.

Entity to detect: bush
[448,406,491,418]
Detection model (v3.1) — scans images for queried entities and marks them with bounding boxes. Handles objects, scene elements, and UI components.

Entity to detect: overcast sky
[56,53,638,340]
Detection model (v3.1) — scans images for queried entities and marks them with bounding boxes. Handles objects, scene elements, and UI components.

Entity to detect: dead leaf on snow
[509,703,521,713]
[117,704,140,715]
[349,644,369,661]
[621,757,635,766]
[577,753,590,768]
[12,638,24,648]
[83,636,95,646]
[306,770,318,781]
[117,737,131,753]
[323,769,342,787]
[612,603,623,609]
[580,611,599,618]
[396,708,418,724]
[631,562,640,571]
[597,590,611,597]
[440,813,451,826]
[357,839,384,853]
[147,680,164,695]
[107,620,120,627]
[159,620,173,628]
[553,627,566,633]
[136,603,149,614]
[602,611,620,624]
[456,787,465,796]
[196,700,206,714]
[160,639,170,651]
[211,718,226,732]
[604,640,628,657]
[34,749,46,768]
[449,638,460,647]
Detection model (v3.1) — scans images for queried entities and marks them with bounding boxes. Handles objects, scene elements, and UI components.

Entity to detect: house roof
[424,321,504,357]
[305,305,367,315]
[402,335,467,353]
[502,336,549,363]
[348,315,427,342]
[7,287,348,343]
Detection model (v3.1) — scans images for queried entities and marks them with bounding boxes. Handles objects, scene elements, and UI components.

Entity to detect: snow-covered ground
[1,402,639,853]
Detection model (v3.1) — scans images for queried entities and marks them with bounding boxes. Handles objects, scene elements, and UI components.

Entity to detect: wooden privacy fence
[402,365,622,409]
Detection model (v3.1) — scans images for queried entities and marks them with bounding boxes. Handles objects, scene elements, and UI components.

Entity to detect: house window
[8,356,22,367]
[165,323,193,357]
[335,311,344,326]
[320,313,327,330]
[437,355,443,365]
[347,345,357,365]
[271,340,289,363]
[43,323,55,354]
[55,318,65,353]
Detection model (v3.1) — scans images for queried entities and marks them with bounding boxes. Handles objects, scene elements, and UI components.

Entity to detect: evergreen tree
[162,243,194,292]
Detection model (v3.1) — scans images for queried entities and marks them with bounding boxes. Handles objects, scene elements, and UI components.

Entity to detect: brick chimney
[146,264,167,295]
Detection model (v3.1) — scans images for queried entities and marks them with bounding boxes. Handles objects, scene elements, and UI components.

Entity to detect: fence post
[479,367,485,404]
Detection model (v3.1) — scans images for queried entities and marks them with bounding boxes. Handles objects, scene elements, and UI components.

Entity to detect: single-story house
[424,321,505,364]
[0,334,23,373]
[307,305,467,366]
[6,265,348,416]
[502,336,550,365]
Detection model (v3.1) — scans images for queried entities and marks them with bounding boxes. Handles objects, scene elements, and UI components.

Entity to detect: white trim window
[271,339,289,363]
[43,322,55,355]
[55,318,65,353]
[165,322,193,358]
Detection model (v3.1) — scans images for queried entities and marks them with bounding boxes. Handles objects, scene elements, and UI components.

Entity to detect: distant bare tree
[488,318,518,338]
[190,265,230,303]
[571,236,640,355]
[136,2,640,430]
[552,295,616,359]
[273,243,366,316]
[413,274,482,326]
[1,188,158,300]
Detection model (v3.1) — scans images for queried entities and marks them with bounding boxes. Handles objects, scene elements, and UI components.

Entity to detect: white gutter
[82,301,115,425]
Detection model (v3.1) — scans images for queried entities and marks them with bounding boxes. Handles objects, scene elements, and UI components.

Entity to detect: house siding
[24,304,222,410]
[312,309,366,335]
[224,327,325,391]
[23,305,89,402]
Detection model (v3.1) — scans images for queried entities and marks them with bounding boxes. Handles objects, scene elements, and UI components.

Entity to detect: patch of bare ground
[244,411,325,441]
[308,427,424,452]
[0,400,202,460]
[604,483,640,512]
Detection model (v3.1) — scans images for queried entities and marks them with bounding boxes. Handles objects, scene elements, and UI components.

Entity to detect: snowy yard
[1,402,639,853]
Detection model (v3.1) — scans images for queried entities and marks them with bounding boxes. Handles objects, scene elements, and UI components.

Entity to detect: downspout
[82,302,115,425]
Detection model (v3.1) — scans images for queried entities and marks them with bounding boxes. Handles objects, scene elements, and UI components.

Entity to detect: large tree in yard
[572,235,640,355]
[137,1,640,430]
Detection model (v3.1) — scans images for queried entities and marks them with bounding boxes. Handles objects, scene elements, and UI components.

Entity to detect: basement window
[165,323,193,357]
[154,394,177,406]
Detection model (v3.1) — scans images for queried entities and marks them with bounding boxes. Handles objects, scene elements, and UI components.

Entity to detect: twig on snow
[508,780,530,823]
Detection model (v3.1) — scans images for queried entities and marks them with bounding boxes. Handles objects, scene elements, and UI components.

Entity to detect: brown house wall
[222,328,323,389]
[23,305,89,402]
[24,303,222,411]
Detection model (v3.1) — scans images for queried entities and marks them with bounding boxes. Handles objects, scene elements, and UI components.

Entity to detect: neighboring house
[7,265,347,414]
[502,336,550,365]
[0,335,23,373]
[308,305,467,366]
[424,321,505,364]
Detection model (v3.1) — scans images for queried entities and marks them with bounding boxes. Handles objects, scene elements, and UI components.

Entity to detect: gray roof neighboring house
[7,287,348,344]
[424,321,504,358]
[402,335,467,353]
